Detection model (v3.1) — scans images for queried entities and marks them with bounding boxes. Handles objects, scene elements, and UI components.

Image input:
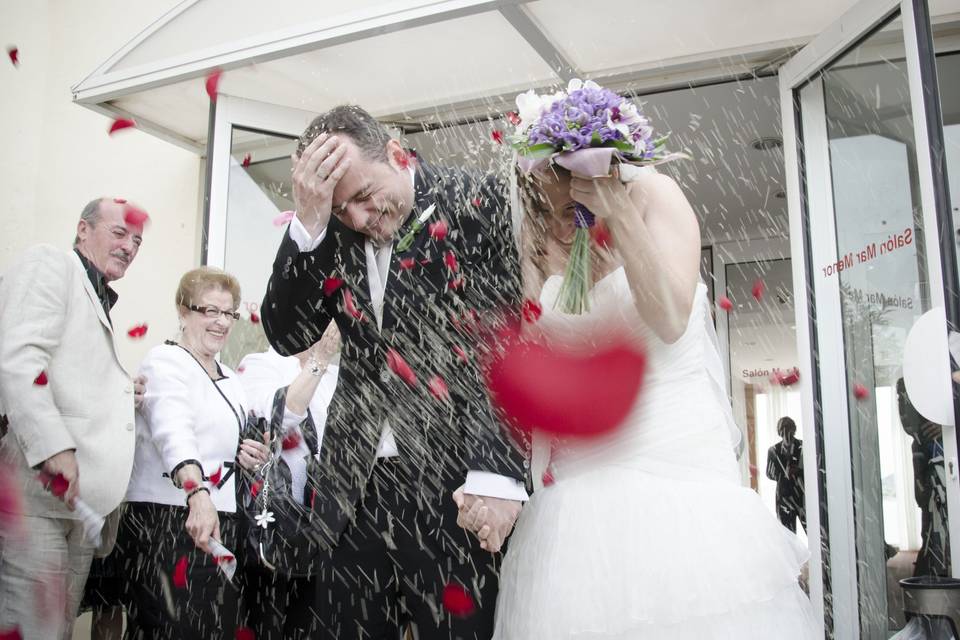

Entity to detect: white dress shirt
[126,343,246,512]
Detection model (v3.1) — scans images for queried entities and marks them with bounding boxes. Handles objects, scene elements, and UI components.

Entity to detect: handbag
[240,386,324,578]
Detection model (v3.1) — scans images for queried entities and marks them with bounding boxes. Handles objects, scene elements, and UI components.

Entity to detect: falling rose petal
[126,323,148,339]
[343,289,365,322]
[37,471,69,498]
[471,197,482,208]
[281,430,302,450]
[249,312,260,324]
[590,220,613,249]
[428,375,450,402]
[113,197,127,204]
[506,111,521,126]
[205,69,222,102]
[428,220,448,241]
[108,118,136,136]
[521,300,542,324]
[442,583,476,618]
[398,258,416,271]
[0,627,22,640]
[172,555,188,588]
[773,368,800,387]
[395,150,410,170]
[751,279,765,301]
[123,206,150,229]
[386,348,418,386]
[272,211,295,227]
[212,554,235,566]
[237,365,246,374]
[323,277,345,297]
[33,371,48,386]
[250,480,263,498]
[7,46,19,67]
[444,251,459,273]
[452,345,469,363]
[853,383,870,401]
[542,469,554,487]
[235,627,255,640]
[209,466,223,485]
[486,325,646,439]
[718,296,734,312]
[449,277,465,291]
[0,466,24,534]
[491,129,504,145]
[241,153,252,168]
[182,480,198,492]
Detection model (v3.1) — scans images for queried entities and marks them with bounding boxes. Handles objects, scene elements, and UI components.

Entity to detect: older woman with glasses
[118,266,269,640]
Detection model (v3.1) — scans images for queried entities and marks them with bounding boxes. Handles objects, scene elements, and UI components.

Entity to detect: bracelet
[185,486,210,506]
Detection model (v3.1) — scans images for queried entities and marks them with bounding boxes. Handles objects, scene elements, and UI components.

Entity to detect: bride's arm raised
[570,171,701,344]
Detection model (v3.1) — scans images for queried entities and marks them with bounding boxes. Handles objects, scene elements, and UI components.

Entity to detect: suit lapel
[69,253,127,374]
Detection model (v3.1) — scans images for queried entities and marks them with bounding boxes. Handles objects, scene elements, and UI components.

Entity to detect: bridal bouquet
[511,79,686,313]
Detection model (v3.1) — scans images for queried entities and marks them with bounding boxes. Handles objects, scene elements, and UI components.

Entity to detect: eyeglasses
[187,305,240,321]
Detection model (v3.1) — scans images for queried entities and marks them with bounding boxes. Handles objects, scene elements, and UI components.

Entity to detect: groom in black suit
[262,105,527,639]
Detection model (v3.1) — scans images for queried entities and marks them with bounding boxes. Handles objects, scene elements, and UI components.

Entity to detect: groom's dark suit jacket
[262,162,525,548]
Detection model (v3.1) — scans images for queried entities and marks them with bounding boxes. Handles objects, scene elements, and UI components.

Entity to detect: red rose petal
[172,555,188,588]
[343,289,365,321]
[250,480,263,498]
[449,278,465,291]
[37,471,69,498]
[0,626,22,640]
[113,197,127,204]
[241,153,252,168]
[395,150,410,170]
[7,46,19,67]
[209,466,223,485]
[272,211,294,227]
[235,627,255,640]
[751,279,765,301]
[718,296,734,312]
[452,345,469,363]
[108,118,136,135]
[123,205,150,229]
[443,251,459,273]
[442,582,476,618]
[281,430,302,450]
[521,300,542,324]
[0,466,24,535]
[428,220,448,241]
[33,371,48,386]
[853,383,870,400]
[542,469,554,487]
[773,368,800,387]
[428,375,450,402]
[471,197,482,208]
[237,365,246,374]
[212,554,235,566]
[249,312,260,324]
[491,130,504,145]
[506,111,521,126]
[126,323,148,339]
[386,348,418,387]
[323,277,345,297]
[205,69,222,102]
[399,258,416,271]
[182,480,198,492]
[590,220,612,249]
[486,326,646,439]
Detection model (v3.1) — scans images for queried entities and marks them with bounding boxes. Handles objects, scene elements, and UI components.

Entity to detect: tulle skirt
[493,464,820,639]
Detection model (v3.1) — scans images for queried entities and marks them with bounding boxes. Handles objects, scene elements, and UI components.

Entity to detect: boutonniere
[396,203,437,252]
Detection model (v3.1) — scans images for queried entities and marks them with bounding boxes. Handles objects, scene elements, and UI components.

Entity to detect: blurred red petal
[323,277,345,297]
[237,365,246,374]
[542,469,554,487]
[428,220,448,241]
[395,150,410,170]
[491,130,504,145]
[212,554,235,566]
[718,296,734,312]
[399,258,416,271]
[241,153,252,168]
[486,327,646,438]
[471,197,482,208]
[751,279,765,301]
[506,111,521,126]
[442,583,476,618]
[250,480,263,498]
[205,69,222,102]
[272,211,294,227]
[123,206,150,229]
[235,627,255,640]
[281,430,302,450]
[386,349,417,386]
[126,323,148,339]
[428,375,450,402]
[0,466,24,534]
[590,220,612,249]
[37,471,69,498]
[113,197,127,204]
[7,46,19,67]
[444,251,459,272]
[182,480,198,492]
[449,278,465,291]
[108,118,136,135]
[343,289,365,321]
[209,466,222,485]
[521,300,542,324]
[853,383,870,400]
[452,345,469,363]
[33,371,48,386]
[0,626,22,640]
[773,368,800,387]
[172,555,188,588]
[249,312,260,324]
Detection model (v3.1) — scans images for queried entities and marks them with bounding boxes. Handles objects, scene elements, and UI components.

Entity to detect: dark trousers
[315,458,502,639]
[776,493,807,533]
[239,564,319,639]
[118,502,240,640]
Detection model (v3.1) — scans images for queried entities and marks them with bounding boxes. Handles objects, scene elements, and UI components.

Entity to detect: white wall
[0,1,203,373]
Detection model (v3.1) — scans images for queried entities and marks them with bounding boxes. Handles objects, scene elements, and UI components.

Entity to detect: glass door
[780,0,957,637]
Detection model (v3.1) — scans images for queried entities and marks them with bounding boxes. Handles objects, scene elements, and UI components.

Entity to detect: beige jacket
[0,245,136,524]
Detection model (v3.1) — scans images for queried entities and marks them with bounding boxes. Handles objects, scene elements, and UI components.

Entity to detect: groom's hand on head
[291,132,351,239]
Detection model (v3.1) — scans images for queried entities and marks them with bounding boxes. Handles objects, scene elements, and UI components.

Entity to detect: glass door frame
[780,0,957,637]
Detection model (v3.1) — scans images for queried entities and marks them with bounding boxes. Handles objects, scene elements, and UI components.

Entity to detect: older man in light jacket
[0,198,146,639]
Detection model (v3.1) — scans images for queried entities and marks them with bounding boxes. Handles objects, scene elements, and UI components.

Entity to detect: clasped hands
[452,487,522,553]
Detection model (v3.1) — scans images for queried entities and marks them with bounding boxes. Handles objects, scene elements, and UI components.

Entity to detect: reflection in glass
[820,14,947,634]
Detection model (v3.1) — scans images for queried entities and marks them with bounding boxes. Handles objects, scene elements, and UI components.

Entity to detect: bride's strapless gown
[493,268,819,639]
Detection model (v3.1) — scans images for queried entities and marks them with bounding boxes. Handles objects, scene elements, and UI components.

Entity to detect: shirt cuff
[288,215,328,252]
[464,471,529,502]
[281,408,306,432]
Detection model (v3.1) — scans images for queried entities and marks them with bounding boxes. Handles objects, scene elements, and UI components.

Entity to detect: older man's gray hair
[73,198,103,246]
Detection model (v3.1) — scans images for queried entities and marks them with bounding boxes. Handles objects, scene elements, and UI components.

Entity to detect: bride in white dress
[489,164,820,639]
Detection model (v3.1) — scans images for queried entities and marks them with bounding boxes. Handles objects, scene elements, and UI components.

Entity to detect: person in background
[119,267,269,640]
[766,416,806,533]
[0,198,146,640]
[236,321,340,639]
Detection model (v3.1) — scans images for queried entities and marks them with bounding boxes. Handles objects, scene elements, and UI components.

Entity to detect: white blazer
[0,245,136,519]
[126,343,246,512]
